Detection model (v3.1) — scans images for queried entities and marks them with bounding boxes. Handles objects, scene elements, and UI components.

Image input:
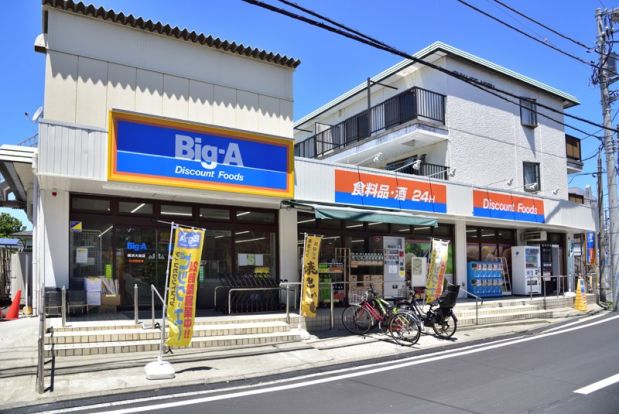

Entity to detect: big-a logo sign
[108,111,294,198]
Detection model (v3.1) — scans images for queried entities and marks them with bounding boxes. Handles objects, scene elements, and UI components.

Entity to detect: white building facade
[293,42,596,298]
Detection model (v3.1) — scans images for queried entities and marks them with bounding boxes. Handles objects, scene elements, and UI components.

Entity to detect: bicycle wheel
[432,313,457,339]
[388,312,422,346]
[342,305,373,335]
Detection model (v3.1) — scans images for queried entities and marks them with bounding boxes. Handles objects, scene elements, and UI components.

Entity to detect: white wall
[43,9,294,138]
[294,53,571,199]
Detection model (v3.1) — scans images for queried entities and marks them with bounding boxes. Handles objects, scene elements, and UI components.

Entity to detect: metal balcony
[384,160,450,180]
[295,87,446,159]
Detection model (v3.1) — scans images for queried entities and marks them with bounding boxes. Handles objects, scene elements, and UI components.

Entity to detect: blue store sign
[108,111,294,197]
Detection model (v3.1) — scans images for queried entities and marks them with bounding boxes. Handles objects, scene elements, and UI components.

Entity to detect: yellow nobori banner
[166,228,205,347]
[301,235,322,318]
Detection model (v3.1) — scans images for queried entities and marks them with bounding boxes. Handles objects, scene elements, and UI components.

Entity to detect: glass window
[199,207,230,221]
[497,229,514,242]
[317,218,341,229]
[321,235,342,261]
[235,210,276,224]
[344,221,365,231]
[297,212,317,228]
[480,228,496,240]
[366,222,389,232]
[69,221,114,287]
[235,230,277,278]
[160,204,193,217]
[392,224,411,234]
[520,97,537,127]
[201,230,232,277]
[413,226,433,236]
[119,201,153,215]
[523,162,540,192]
[481,243,498,261]
[71,197,111,212]
[467,243,480,261]
[466,227,480,241]
[433,224,452,237]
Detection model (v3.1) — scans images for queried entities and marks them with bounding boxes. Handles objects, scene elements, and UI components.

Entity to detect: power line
[491,0,592,51]
[246,0,612,138]
[456,0,619,79]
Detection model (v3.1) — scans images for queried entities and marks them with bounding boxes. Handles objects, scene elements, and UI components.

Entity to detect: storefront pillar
[279,207,298,282]
[35,188,69,291]
[454,220,467,298]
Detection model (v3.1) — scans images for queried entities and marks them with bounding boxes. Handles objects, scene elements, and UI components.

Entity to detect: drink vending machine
[511,246,541,295]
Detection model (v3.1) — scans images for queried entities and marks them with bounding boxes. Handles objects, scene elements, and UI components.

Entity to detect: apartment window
[520,98,537,128]
[569,193,585,204]
[523,162,540,192]
[566,135,581,161]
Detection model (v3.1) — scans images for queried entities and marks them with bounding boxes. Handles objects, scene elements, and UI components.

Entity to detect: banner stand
[145,222,177,380]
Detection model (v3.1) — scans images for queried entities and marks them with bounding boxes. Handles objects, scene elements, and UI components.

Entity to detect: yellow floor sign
[574,277,588,312]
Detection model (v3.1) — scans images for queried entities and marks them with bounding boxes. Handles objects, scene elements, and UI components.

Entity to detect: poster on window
[166,227,205,348]
[425,238,450,303]
[301,234,322,318]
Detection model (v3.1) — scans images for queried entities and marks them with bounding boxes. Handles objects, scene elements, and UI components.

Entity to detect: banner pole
[298,233,307,331]
[158,221,176,361]
[145,222,177,380]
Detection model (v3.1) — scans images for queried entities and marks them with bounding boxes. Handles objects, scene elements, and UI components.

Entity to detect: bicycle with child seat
[400,284,460,339]
[341,285,421,346]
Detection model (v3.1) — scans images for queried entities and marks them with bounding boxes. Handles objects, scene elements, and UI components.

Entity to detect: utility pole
[596,8,619,310]
[597,154,606,302]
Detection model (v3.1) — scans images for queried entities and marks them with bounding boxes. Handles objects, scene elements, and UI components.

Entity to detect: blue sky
[1,0,618,229]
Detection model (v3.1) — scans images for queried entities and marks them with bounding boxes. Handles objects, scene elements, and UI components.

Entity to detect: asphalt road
[19,313,619,414]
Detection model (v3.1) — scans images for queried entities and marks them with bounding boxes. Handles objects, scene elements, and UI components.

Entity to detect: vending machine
[511,246,541,295]
[383,236,406,297]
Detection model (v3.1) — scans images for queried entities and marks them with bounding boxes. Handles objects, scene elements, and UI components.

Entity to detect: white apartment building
[292,42,596,298]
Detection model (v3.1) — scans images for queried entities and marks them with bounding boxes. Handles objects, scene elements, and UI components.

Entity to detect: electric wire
[491,0,592,51]
[248,0,612,139]
[457,0,619,80]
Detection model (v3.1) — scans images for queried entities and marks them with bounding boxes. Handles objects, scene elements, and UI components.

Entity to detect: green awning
[291,202,438,227]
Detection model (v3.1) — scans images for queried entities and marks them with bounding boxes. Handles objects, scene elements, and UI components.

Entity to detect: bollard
[61,286,66,328]
[330,283,334,330]
[134,284,139,324]
[151,286,155,328]
[285,284,290,324]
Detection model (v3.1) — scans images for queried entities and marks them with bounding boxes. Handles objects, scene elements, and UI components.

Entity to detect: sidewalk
[0,303,606,411]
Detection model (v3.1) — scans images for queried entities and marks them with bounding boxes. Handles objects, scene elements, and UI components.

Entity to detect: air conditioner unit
[524,230,547,242]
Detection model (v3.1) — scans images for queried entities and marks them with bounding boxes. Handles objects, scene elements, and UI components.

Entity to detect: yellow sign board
[166,227,205,347]
[301,235,322,318]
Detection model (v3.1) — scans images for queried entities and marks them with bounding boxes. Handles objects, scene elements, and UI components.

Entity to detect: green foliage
[0,213,25,238]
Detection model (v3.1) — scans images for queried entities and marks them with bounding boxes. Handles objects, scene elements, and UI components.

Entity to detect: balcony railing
[384,161,450,180]
[295,87,446,159]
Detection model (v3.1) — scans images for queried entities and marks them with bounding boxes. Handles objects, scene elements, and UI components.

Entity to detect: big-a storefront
[27,0,299,312]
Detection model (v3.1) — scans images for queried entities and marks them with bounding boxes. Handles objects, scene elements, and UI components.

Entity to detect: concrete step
[454,304,544,318]
[46,321,292,345]
[456,309,554,327]
[45,330,303,357]
[53,314,299,332]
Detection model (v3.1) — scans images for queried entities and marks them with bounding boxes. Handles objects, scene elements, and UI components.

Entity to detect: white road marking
[542,312,606,333]
[39,313,619,414]
[574,373,619,395]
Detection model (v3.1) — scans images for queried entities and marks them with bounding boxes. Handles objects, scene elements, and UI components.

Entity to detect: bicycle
[341,286,421,346]
[401,284,460,339]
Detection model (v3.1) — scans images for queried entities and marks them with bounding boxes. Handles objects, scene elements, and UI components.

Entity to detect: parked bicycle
[341,286,421,346]
[400,284,460,339]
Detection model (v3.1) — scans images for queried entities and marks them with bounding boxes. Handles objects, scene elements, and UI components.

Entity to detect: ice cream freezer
[511,246,542,295]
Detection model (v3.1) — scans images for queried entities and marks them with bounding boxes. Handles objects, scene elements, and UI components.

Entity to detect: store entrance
[114,225,171,307]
